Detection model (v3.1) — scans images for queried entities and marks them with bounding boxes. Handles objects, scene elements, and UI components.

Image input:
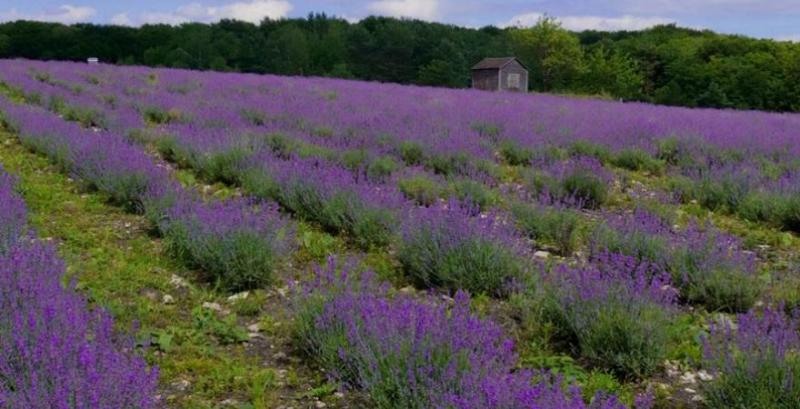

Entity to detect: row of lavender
[0,63,776,306]
[4,60,800,235]
[0,95,294,291]
[0,69,643,408]
[1,60,799,407]
[0,164,157,407]
[0,59,772,312]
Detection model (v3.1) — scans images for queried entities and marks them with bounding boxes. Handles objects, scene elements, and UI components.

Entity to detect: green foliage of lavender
[161,199,293,291]
[525,156,611,209]
[398,201,528,296]
[611,149,665,175]
[0,97,296,292]
[511,202,581,255]
[398,174,443,206]
[293,259,638,409]
[528,253,676,380]
[591,209,760,312]
[702,307,800,408]
[498,140,534,166]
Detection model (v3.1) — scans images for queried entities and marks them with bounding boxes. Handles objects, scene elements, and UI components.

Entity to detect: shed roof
[471,57,527,71]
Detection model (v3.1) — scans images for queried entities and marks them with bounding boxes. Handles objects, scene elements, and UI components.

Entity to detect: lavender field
[0,59,799,408]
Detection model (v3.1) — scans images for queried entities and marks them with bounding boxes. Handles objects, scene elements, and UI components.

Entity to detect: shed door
[507,73,520,89]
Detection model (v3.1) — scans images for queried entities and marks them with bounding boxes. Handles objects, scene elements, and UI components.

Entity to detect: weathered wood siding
[471,69,498,91]
[499,60,528,92]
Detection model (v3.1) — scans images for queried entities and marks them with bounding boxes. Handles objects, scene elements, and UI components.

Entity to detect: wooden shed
[471,57,529,92]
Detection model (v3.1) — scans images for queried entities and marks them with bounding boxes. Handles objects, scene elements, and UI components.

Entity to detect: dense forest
[1,14,800,112]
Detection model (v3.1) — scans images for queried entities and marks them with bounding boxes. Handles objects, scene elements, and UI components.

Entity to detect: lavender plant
[591,209,760,312]
[510,202,581,255]
[525,156,612,209]
[0,168,27,253]
[702,307,800,408]
[293,259,638,409]
[398,201,528,296]
[0,243,159,408]
[160,196,294,291]
[533,253,676,379]
[0,166,158,408]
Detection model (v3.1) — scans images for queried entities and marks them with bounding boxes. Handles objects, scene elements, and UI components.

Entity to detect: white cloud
[0,4,96,24]
[368,0,439,20]
[617,0,800,14]
[209,0,292,23]
[502,12,674,31]
[110,13,133,26]
[119,0,292,26]
[776,34,800,42]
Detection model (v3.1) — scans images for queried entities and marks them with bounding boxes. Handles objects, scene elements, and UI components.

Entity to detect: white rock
[680,372,697,384]
[169,274,189,288]
[247,323,261,333]
[202,302,223,312]
[683,387,696,394]
[172,379,190,391]
[162,294,174,304]
[315,401,327,408]
[227,291,250,302]
[333,392,344,399]
[697,370,714,381]
[277,287,289,298]
[534,250,550,259]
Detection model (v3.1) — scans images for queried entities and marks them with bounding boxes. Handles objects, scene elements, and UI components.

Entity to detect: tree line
[1,14,799,112]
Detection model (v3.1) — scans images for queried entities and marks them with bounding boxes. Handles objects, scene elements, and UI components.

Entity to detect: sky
[1,0,799,41]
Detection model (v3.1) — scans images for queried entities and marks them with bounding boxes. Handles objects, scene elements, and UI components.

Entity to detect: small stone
[248,332,263,339]
[162,294,174,304]
[683,387,696,394]
[691,395,706,402]
[399,286,415,293]
[142,289,159,301]
[273,352,289,363]
[171,379,190,391]
[220,398,239,406]
[276,287,289,298]
[247,323,261,332]
[202,302,223,312]
[680,372,697,384]
[315,401,327,408]
[227,291,250,302]
[697,370,714,381]
[534,250,550,259]
[334,392,344,399]
[169,274,190,288]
